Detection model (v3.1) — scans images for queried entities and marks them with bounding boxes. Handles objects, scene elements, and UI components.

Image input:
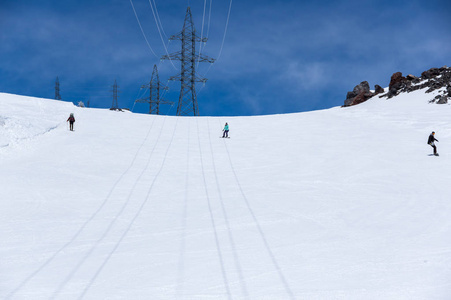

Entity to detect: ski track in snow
[207,118,249,299]
[77,116,180,299]
[6,115,161,300]
[49,117,171,299]
[196,118,232,299]
[217,118,296,300]
[175,119,190,298]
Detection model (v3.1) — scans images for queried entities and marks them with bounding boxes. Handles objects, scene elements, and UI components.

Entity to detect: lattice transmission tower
[111,79,120,110]
[55,77,62,100]
[161,7,215,116]
[135,65,173,114]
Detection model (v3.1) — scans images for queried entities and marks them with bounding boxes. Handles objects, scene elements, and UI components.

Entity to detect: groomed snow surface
[1,90,451,299]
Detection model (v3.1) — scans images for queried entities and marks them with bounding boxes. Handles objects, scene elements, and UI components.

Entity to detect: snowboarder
[428,131,439,156]
[67,113,75,131]
[222,122,229,138]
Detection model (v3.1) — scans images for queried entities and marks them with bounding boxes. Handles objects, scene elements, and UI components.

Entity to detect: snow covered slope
[1,90,451,300]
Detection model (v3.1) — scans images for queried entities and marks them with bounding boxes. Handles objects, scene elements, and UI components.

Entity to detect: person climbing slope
[428,131,439,156]
[67,113,75,131]
[222,122,229,138]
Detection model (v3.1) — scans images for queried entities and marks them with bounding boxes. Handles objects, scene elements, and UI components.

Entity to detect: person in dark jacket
[67,113,75,131]
[428,131,439,155]
[222,122,229,138]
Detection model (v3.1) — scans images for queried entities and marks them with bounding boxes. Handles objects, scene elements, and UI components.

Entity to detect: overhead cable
[152,0,168,40]
[199,0,233,78]
[148,0,177,70]
[206,0,212,38]
[217,0,233,61]
[129,0,158,58]
[197,0,208,66]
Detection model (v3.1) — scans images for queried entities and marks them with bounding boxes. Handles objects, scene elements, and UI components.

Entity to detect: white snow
[1,90,451,299]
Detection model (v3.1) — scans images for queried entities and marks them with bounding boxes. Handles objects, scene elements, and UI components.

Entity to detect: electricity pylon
[111,79,120,110]
[135,65,173,114]
[161,6,215,116]
[55,77,62,100]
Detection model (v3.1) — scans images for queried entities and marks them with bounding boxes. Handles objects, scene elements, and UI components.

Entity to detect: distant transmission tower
[161,7,215,116]
[55,77,62,100]
[135,65,173,114]
[111,79,120,110]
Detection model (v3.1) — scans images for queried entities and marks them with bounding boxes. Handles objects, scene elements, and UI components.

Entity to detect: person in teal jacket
[222,122,229,138]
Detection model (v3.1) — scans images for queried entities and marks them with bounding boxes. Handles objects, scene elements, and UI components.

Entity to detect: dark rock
[421,68,441,79]
[387,88,398,98]
[411,77,421,84]
[344,81,374,107]
[353,81,370,94]
[389,72,406,90]
[437,95,448,104]
[387,72,409,98]
[374,85,384,95]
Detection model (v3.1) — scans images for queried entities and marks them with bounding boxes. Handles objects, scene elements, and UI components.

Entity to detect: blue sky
[1,0,450,116]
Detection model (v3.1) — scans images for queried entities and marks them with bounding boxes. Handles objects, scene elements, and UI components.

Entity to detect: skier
[428,131,439,156]
[222,122,229,138]
[67,113,75,131]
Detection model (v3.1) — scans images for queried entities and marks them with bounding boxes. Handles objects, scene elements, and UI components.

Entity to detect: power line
[217,0,233,61]
[129,0,158,58]
[151,0,168,39]
[206,0,212,39]
[200,0,233,78]
[197,0,208,66]
[147,0,177,70]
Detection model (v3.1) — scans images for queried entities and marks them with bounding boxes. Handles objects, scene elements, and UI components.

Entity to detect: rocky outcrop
[343,81,385,107]
[387,72,407,98]
[388,66,451,103]
[343,66,451,107]
[343,81,374,107]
